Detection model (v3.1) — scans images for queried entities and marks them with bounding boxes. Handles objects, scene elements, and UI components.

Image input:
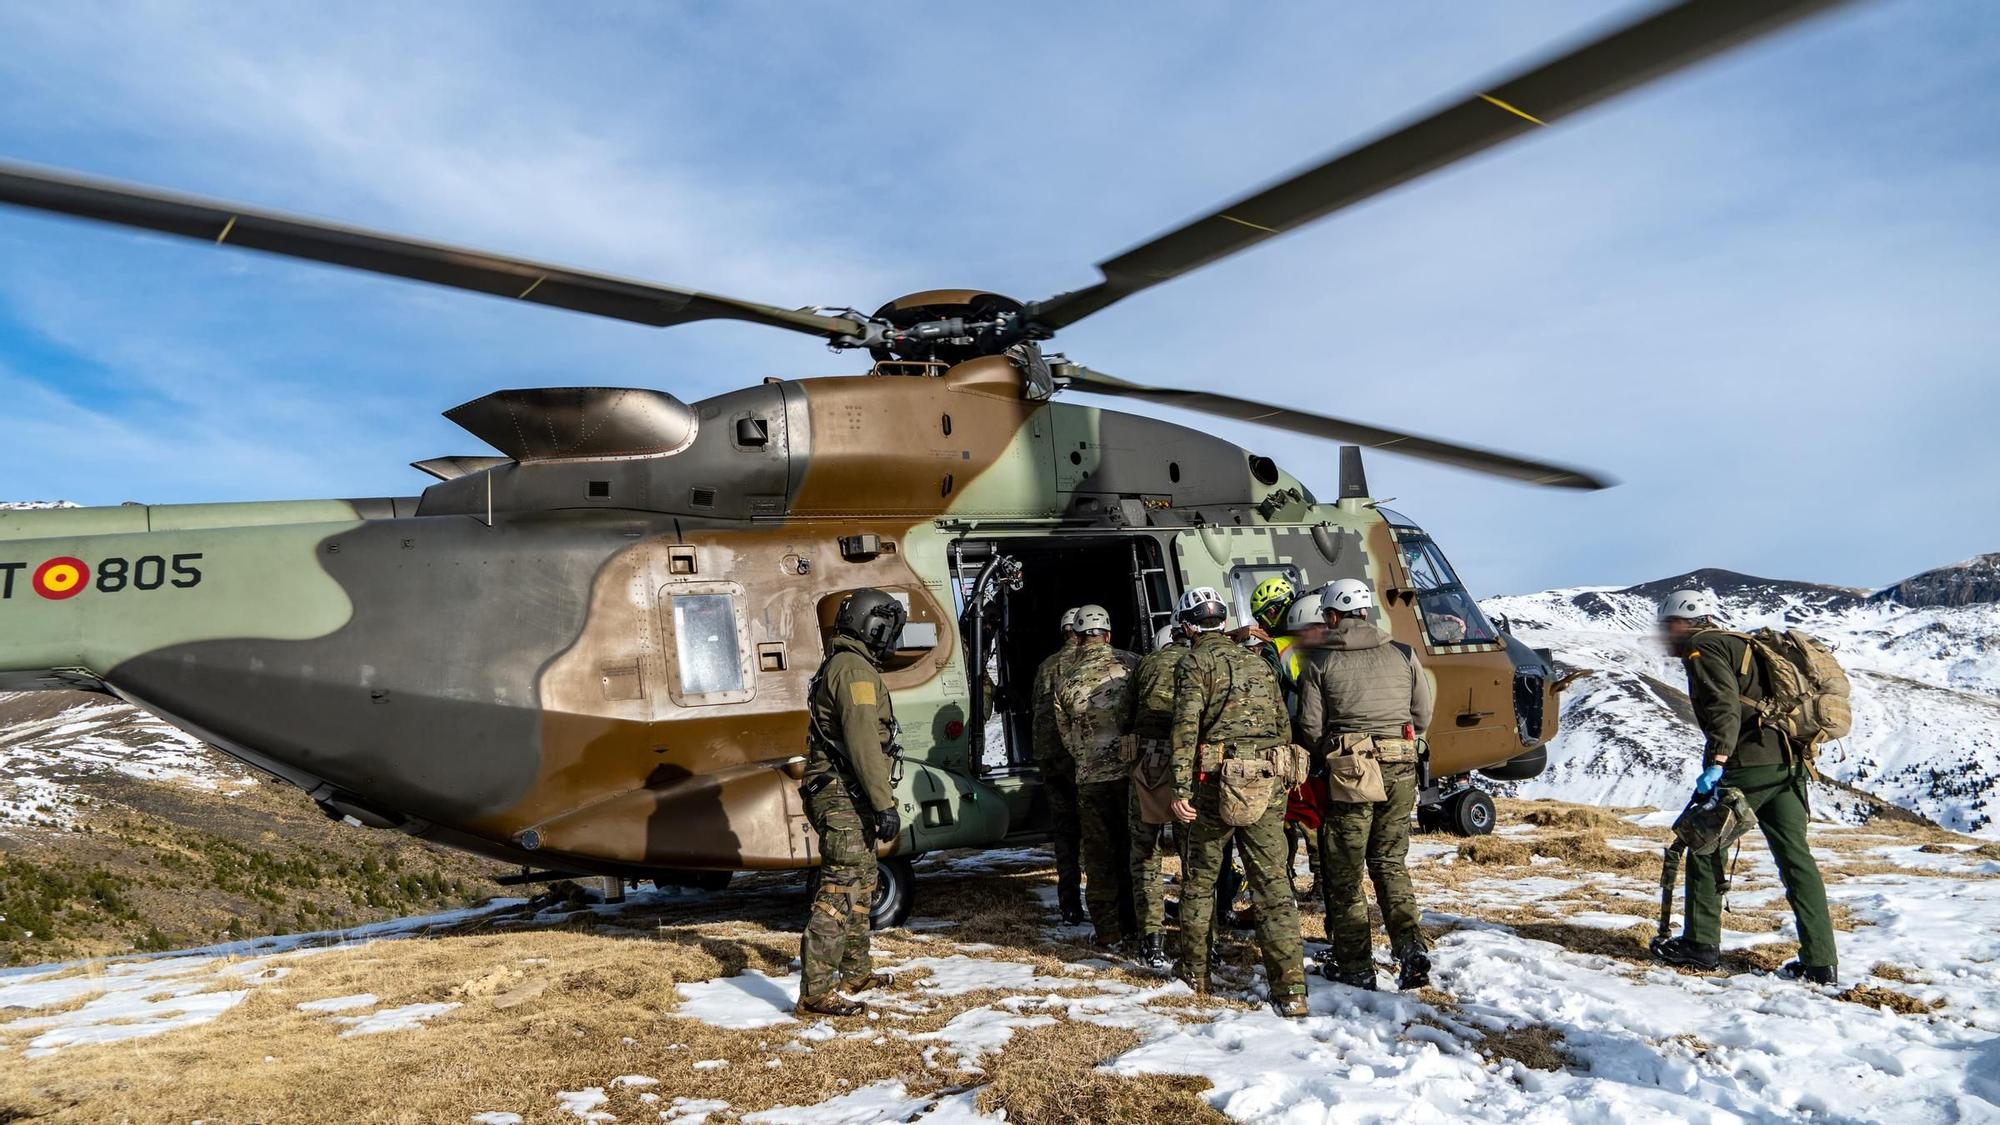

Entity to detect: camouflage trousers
[1177,778,1307,1000]
[1038,748,1083,914]
[1685,763,1836,970]
[801,776,877,1000]
[1318,760,1425,972]
[1077,779,1138,941]
[1284,820,1321,890]
[1129,787,1170,937]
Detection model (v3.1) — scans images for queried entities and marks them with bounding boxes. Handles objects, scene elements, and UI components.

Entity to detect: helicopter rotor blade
[0,161,865,340]
[1056,363,1614,491]
[1028,0,1850,331]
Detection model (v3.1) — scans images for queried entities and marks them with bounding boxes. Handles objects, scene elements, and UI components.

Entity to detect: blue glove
[1694,764,1726,796]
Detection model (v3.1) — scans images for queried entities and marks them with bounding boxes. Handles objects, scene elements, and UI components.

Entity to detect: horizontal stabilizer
[411,456,513,481]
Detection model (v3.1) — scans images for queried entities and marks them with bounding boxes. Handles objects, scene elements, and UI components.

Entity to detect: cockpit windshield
[1376,509,1499,647]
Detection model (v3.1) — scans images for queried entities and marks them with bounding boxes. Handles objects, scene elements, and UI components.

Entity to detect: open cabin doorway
[950,534,1176,780]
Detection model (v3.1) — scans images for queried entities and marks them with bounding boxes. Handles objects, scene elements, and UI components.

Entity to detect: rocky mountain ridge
[1485,552,2000,836]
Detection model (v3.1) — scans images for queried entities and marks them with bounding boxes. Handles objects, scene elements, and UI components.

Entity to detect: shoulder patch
[846,680,878,706]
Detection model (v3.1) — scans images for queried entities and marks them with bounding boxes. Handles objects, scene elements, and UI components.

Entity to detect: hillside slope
[1486,559,2000,836]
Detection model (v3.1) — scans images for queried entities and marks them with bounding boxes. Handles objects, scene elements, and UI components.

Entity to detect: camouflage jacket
[1124,640,1191,741]
[1054,642,1138,784]
[1030,642,1078,769]
[803,634,898,812]
[1682,629,1787,768]
[1169,631,1289,799]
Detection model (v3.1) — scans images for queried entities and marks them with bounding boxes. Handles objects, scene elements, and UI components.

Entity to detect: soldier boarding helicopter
[0,0,1847,924]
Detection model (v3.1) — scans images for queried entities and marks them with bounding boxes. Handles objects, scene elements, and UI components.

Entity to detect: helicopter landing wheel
[806,855,915,930]
[1446,787,1497,837]
[871,856,915,929]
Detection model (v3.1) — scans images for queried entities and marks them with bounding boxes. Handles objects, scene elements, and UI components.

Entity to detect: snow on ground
[0,898,521,1056]
[0,693,257,829]
[7,827,2000,1120]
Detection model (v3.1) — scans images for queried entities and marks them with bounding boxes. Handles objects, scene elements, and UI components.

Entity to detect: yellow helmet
[1249,575,1296,630]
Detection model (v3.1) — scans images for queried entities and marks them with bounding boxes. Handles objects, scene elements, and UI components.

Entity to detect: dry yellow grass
[974,1020,1229,1124]
[1837,984,1943,1015]
[1474,1023,1579,1074]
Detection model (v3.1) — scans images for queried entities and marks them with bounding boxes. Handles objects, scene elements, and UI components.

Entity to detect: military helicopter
[0,0,1844,924]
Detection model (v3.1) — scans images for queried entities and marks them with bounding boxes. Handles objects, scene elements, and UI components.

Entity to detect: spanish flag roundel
[32,557,90,600]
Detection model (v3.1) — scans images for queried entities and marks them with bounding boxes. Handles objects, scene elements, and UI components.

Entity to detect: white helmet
[1075,604,1113,634]
[1282,593,1325,633]
[1659,589,1720,622]
[1177,586,1229,631]
[1059,607,1082,633]
[1319,578,1374,616]
[1152,623,1181,649]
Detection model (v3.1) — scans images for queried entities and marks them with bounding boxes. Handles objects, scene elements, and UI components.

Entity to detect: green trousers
[1318,760,1425,972]
[1129,787,1170,937]
[1285,820,1321,888]
[1177,779,1307,999]
[801,777,877,999]
[1685,762,1837,970]
[1040,748,1083,914]
[1078,779,1138,941]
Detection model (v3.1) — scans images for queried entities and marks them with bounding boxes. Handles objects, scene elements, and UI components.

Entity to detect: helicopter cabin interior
[948,535,1175,778]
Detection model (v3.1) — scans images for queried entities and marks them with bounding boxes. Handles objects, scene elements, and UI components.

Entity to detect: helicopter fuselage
[0,358,1562,879]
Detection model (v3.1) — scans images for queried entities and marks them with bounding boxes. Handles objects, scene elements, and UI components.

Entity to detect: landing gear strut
[1417,778,1496,837]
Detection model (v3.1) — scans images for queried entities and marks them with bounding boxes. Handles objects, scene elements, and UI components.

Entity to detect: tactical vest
[1308,637,1417,740]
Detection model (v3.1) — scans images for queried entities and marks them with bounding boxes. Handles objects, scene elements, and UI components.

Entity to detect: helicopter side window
[1388,528,1499,647]
[1227,564,1301,629]
[668,592,748,700]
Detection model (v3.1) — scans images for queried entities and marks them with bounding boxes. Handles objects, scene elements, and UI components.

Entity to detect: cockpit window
[1387,524,1499,647]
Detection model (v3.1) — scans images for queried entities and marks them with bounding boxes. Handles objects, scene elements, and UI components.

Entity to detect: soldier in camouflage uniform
[1123,621,1189,970]
[798,588,908,1017]
[1032,607,1086,924]
[1054,604,1140,948]
[1296,578,1433,992]
[1169,586,1309,1018]
[1652,590,1838,983]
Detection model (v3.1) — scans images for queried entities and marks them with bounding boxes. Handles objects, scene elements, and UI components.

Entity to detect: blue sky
[0,1,1994,596]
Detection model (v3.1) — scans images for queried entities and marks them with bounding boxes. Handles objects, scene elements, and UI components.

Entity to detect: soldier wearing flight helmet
[797,588,908,1017]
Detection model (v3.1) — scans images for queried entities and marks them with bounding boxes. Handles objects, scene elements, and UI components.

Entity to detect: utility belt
[1318,733,1419,764]
[1193,741,1311,827]
[1319,733,1415,804]
[803,726,905,809]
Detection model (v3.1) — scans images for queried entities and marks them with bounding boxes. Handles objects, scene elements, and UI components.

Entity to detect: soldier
[1032,607,1086,924]
[1296,577,1433,992]
[797,588,908,1017]
[1124,621,1189,971]
[1651,590,1838,983]
[1275,592,1329,894]
[1169,586,1310,1018]
[1054,604,1140,949]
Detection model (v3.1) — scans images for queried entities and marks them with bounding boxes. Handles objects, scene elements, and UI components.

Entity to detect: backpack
[1722,628,1852,763]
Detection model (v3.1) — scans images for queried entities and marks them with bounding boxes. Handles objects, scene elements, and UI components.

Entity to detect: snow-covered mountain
[1485,558,2000,836]
[0,500,79,511]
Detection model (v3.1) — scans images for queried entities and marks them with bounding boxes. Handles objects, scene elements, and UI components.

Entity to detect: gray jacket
[1296,617,1433,746]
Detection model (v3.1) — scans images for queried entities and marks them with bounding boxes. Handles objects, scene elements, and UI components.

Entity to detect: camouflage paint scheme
[0,355,1566,878]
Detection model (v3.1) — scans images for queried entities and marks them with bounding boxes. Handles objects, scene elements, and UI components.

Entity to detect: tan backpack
[1722,628,1852,764]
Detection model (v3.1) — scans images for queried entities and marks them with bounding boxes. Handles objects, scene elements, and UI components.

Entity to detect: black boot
[1140,933,1171,972]
[1777,961,1837,985]
[1397,952,1432,991]
[1318,956,1377,990]
[1649,935,1721,971]
[1089,929,1125,953]
[1058,891,1085,926]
